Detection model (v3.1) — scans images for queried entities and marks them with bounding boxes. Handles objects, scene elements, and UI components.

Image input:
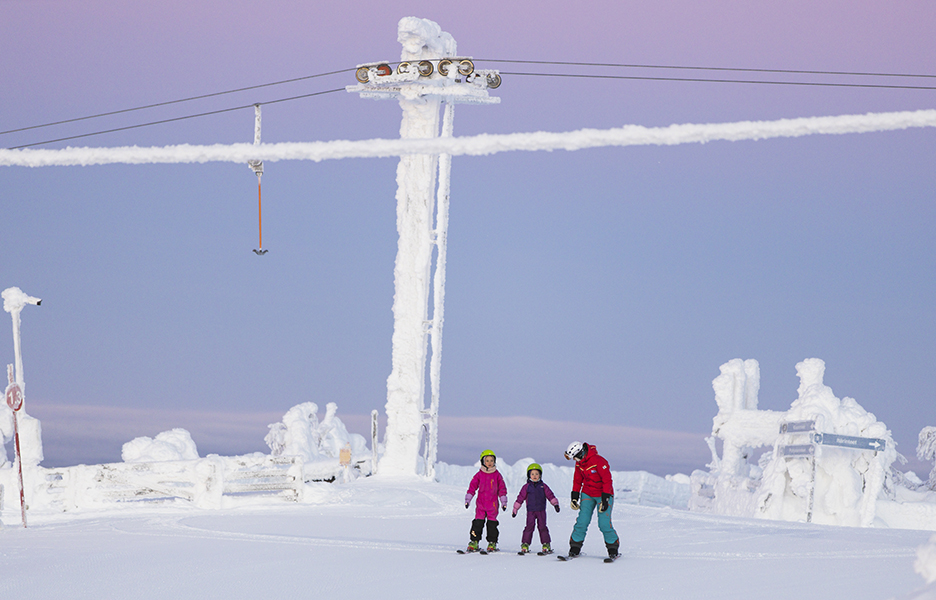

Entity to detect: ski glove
[554,504,560,513]
[500,495,508,511]
[511,511,517,518]
[465,493,473,509]
[599,493,611,513]
[571,491,580,511]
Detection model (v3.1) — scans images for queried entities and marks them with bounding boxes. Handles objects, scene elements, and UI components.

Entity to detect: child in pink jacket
[464,449,508,552]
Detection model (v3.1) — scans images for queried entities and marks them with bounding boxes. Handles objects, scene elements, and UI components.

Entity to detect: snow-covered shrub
[918,427,936,491]
[122,428,199,462]
[265,402,368,471]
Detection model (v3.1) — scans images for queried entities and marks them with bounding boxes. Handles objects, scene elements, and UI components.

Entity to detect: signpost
[777,420,886,524]
[2,288,41,529]
[5,367,27,528]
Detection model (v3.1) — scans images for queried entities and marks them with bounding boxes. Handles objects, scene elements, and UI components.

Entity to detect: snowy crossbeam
[2,109,935,167]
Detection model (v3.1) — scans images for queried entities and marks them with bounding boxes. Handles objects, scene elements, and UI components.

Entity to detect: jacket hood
[582,443,597,461]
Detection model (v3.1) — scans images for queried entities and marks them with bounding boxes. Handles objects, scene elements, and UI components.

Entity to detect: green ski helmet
[526,463,542,477]
[479,449,496,464]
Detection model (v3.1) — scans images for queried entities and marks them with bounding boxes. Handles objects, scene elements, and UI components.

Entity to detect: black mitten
[599,493,611,512]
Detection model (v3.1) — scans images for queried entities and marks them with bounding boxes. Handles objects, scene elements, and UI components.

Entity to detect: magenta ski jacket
[466,468,508,515]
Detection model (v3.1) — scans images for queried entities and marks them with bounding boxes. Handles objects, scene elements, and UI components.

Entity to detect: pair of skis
[456,548,499,555]
[557,553,619,563]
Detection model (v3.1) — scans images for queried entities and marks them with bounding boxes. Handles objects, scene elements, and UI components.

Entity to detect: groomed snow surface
[2,474,936,600]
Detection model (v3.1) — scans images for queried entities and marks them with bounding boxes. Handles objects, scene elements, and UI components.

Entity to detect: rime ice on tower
[347,18,499,477]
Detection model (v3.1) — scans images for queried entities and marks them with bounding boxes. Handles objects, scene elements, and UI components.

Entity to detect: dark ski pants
[521,510,551,545]
[470,518,499,543]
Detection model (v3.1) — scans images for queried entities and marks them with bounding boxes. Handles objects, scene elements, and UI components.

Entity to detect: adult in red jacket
[565,441,619,558]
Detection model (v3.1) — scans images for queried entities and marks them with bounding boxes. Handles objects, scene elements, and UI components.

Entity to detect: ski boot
[520,544,530,554]
[568,539,583,557]
[541,543,553,555]
[466,540,480,553]
[486,542,498,553]
[605,540,620,562]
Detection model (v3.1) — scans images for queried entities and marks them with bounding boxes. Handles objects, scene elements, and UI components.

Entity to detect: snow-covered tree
[918,426,936,490]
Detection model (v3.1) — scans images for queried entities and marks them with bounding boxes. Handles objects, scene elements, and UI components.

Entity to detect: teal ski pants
[571,493,619,545]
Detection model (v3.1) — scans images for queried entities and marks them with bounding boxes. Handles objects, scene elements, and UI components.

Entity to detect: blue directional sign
[813,433,886,451]
[780,420,816,434]
[780,444,816,457]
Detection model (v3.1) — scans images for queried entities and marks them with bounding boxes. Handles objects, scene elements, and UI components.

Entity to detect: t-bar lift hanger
[248,104,267,255]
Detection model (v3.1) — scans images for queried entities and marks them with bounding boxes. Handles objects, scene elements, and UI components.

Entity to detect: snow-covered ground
[2,475,935,600]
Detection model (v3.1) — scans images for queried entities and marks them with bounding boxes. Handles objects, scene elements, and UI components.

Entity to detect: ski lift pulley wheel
[438,59,453,76]
[397,62,411,75]
[486,73,502,89]
[417,60,434,77]
[457,59,474,76]
[354,63,393,83]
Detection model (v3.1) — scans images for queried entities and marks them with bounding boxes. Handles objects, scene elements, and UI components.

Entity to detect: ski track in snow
[93,505,916,563]
[105,514,458,554]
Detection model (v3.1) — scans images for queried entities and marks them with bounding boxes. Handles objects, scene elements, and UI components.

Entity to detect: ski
[536,550,553,556]
[604,555,620,563]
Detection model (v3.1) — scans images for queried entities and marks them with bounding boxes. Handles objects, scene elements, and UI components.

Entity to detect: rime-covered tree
[917,426,936,490]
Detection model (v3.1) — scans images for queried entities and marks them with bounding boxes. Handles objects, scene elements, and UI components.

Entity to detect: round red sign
[6,383,23,411]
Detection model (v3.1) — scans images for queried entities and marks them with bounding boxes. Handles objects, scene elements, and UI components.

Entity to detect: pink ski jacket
[466,468,508,516]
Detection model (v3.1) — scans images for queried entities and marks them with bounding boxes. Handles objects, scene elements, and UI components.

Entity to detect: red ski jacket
[572,444,613,498]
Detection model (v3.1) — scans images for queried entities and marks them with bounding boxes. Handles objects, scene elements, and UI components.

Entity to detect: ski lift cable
[0,68,354,137]
[498,71,936,91]
[475,58,936,80]
[5,60,932,140]
[9,64,936,151]
[7,88,346,150]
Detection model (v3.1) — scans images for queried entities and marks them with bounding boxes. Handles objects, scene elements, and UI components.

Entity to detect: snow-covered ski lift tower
[347,17,500,477]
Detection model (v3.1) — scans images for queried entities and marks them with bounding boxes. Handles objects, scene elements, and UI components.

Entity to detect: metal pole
[371,409,379,476]
[425,101,455,480]
[12,411,26,528]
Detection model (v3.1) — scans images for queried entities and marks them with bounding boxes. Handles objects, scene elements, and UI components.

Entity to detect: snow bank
[917,535,936,584]
[3,109,935,167]
[435,457,689,509]
[122,428,199,462]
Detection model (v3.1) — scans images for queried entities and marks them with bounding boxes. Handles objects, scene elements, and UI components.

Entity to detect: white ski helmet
[565,441,585,461]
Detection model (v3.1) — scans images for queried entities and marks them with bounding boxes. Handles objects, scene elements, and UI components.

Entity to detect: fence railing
[38,454,310,511]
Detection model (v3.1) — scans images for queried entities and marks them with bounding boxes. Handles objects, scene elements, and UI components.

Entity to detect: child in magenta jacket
[512,462,560,554]
[464,449,508,552]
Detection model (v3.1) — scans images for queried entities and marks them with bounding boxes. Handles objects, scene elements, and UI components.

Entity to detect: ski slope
[2,476,935,600]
